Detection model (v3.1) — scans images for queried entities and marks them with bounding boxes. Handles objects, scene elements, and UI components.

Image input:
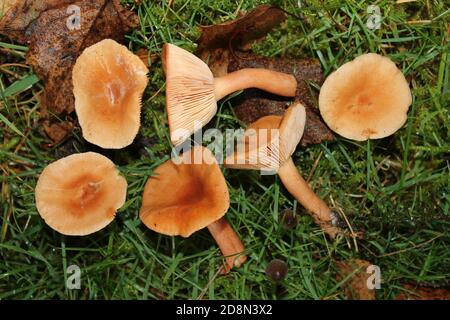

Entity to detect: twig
[306,151,323,183]
[330,195,359,252]
[197,264,223,300]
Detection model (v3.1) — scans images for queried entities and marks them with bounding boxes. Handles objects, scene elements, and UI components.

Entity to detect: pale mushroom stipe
[35,152,127,236]
[319,53,412,141]
[224,102,342,238]
[73,39,149,149]
[162,43,298,146]
[140,146,246,273]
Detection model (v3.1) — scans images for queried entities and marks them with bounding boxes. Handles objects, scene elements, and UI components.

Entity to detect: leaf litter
[196,4,335,146]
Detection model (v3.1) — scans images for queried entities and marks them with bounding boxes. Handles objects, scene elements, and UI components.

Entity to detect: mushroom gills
[224,102,343,238]
[162,43,298,146]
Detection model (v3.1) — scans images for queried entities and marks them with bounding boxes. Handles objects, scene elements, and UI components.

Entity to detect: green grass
[0,0,449,299]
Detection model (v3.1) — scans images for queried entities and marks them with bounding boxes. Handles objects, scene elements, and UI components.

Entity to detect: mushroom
[35,152,127,236]
[162,43,297,146]
[1,0,16,15]
[73,39,149,149]
[319,53,412,141]
[224,102,341,238]
[140,146,246,272]
[266,259,289,282]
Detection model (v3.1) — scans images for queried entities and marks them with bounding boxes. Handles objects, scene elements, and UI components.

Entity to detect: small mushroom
[224,102,341,238]
[35,152,127,236]
[162,43,297,146]
[266,259,289,282]
[140,146,246,272]
[319,53,412,141]
[280,209,298,230]
[1,0,16,15]
[73,39,149,149]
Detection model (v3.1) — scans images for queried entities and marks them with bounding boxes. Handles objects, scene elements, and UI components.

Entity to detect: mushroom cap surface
[73,39,149,149]
[162,43,216,146]
[140,146,229,237]
[1,0,16,14]
[35,152,127,236]
[319,53,412,141]
[224,102,306,171]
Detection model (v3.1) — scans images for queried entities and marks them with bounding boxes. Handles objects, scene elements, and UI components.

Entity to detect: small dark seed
[266,259,288,282]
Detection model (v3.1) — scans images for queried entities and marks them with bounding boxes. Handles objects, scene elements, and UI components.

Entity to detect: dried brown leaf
[196,5,285,76]
[0,0,139,115]
[43,120,74,144]
[395,284,450,300]
[136,48,158,68]
[197,5,285,53]
[336,259,376,300]
[196,4,334,146]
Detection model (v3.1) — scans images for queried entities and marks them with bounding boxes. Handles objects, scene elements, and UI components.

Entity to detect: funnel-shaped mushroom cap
[319,53,412,141]
[162,44,216,146]
[73,39,149,149]
[140,146,229,237]
[224,102,306,171]
[1,0,16,14]
[35,152,127,236]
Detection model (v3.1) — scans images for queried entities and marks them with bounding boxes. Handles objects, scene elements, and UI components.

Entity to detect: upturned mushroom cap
[224,102,306,171]
[319,53,412,141]
[35,152,127,236]
[162,43,216,146]
[73,39,149,149]
[0,0,16,15]
[140,146,229,237]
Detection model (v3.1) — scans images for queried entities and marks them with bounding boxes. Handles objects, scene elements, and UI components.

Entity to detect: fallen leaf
[43,120,74,144]
[196,5,286,76]
[0,1,73,42]
[336,259,376,300]
[197,5,285,52]
[136,48,158,68]
[395,284,450,300]
[0,0,139,115]
[196,4,334,146]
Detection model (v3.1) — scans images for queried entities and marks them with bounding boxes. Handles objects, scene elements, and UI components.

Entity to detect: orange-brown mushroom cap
[319,53,412,141]
[0,0,16,15]
[35,152,127,236]
[73,39,149,149]
[140,146,229,238]
[224,102,306,171]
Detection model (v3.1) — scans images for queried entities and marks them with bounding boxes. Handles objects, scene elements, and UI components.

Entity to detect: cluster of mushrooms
[35,39,412,273]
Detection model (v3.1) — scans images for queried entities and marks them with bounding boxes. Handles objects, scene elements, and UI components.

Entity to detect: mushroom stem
[277,158,341,238]
[207,217,247,273]
[214,68,297,101]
